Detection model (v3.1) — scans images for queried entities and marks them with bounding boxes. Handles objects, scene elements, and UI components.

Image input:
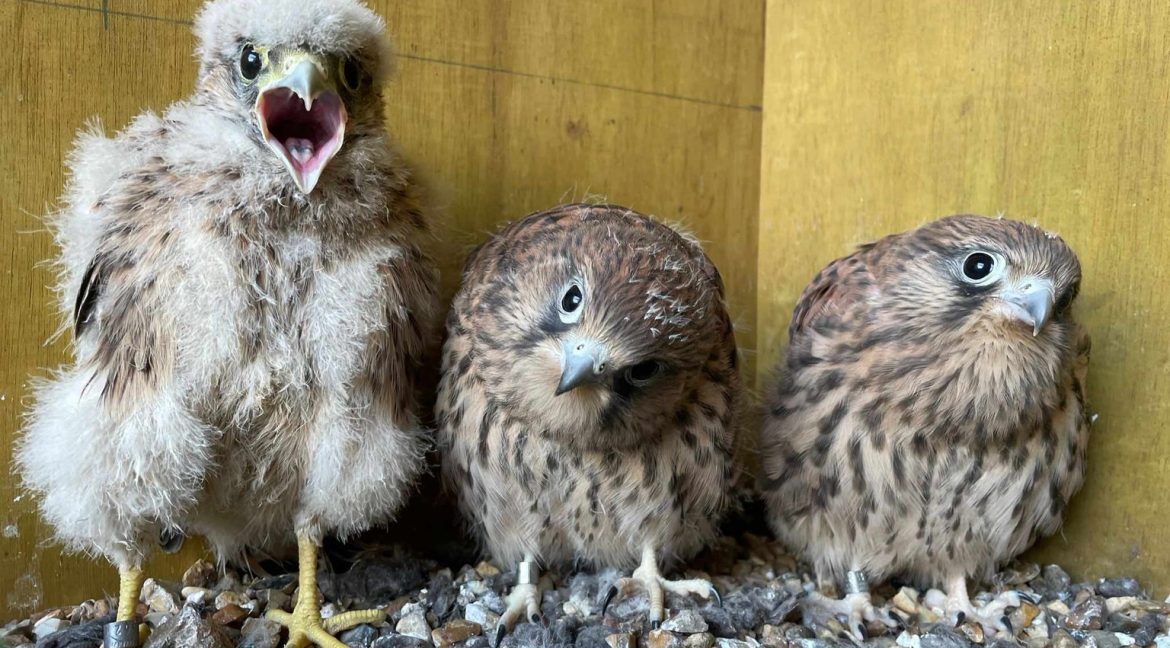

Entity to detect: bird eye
[1055,278,1080,314]
[961,251,997,283]
[240,44,262,80]
[625,360,662,386]
[340,57,362,91]
[558,283,584,323]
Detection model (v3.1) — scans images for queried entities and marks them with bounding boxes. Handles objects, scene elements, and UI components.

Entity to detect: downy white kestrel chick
[761,215,1090,638]
[437,204,741,644]
[17,1,437,646]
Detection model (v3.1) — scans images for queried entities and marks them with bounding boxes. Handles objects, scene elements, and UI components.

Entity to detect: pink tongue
[286,137,315,165]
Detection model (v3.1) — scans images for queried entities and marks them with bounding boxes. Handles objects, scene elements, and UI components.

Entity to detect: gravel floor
[4,505,1167,648]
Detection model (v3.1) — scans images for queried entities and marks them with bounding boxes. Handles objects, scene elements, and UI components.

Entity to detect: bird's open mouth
[257,88,346,194]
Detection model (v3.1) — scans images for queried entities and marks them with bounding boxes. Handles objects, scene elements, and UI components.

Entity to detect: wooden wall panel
[760,1,1170,594]
[0,0,762,616]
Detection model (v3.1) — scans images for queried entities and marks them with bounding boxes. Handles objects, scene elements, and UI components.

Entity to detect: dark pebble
[1065,596,1106,630]
[795,639,847,648]
[370,634,431,648]
[1031,565,1073,600]
[918,627,974,648]
[1104,611,1163,646]
[697,604,737,638]
[1095,578,1144,598]
[427,573,458,623]
[339,623,379,648]
[1079,630,1123,648]
[1104,613,1141,634]
[721,589,768,631]
[34,616,110,648]
[783,623,814,640]
[246,575,296,596]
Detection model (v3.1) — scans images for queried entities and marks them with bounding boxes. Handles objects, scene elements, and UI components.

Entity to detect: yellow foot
[269,532,386,648]
[267,607,386,648]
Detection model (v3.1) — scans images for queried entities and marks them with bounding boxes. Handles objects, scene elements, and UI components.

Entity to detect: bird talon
[493,624,507,648]
[601,585,620,616]
[709,584,723,607]
[528,612,542,625]
[955,611,966,626]
[651,619,661,630]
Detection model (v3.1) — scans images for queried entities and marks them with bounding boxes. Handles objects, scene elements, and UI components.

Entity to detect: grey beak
[1002,278,1055,336]
[556,339,608,396]
[275,59,331,112]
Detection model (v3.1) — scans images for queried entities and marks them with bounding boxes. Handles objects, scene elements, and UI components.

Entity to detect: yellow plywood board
[0,0,762,616]
[760,1,1170,595]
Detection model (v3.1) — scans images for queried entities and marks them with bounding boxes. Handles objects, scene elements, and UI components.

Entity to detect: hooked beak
[1000,277,1055,336]
[555,339,609,396]
[255,51,347,194]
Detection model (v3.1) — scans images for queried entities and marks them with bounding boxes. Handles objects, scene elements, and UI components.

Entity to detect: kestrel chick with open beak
[17,2,437,647]
[437,204,742,644]
[761,215,1091,638]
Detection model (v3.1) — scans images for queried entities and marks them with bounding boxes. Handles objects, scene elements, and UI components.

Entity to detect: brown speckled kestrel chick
[761,215,1090,638]
[17,1,436,647]
[437,204,741,643]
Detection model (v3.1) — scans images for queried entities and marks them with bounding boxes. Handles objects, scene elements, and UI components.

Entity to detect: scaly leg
[493,556,542,647]
[602,544,720,629]
[104,566,146,648]
[940,576,1019,637]
[267,533,386,648]
[802,570,897,641]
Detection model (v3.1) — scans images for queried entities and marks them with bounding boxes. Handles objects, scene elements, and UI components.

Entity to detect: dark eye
[240,44,262,80]
[560,284,583,313]
[1055,278,1080,314]
[341,57,362,91]
[625,360,662,385]
[962,252,996,282]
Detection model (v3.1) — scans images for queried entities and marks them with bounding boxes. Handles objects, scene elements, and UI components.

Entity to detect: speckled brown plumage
[761,214,1090,632]
[437,203,741,632]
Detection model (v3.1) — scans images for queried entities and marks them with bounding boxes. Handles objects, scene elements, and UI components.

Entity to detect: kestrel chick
[761,215,1090,637]
[437,204,741,642]
[17,1,436,647]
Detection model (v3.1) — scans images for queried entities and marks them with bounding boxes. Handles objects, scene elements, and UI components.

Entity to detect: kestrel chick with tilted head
[761,215,1090,638]
[17,1,436,646]
[437,204,741,643]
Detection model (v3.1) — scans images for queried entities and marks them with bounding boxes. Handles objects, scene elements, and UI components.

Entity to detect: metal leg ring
[844,569,869,595]
[518,560,539,586]
[104,620,140,648]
